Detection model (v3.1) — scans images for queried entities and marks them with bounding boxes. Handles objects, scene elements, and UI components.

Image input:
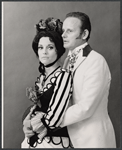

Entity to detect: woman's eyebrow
[48,44,55,46]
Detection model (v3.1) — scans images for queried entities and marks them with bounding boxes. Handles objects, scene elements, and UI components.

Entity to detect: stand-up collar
[68,42,88,56]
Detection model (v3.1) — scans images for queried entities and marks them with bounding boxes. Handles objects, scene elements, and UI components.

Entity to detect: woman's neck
[45,62,60,77]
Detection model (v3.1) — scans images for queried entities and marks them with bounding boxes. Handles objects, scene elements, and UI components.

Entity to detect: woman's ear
[82,29,89,40]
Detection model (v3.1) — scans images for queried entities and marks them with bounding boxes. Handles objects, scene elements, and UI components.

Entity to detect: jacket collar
[83,44,92,57]
[68,42,88,57]
[72,44,92,72]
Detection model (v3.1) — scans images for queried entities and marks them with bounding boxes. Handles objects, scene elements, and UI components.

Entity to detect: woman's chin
[41,61,48,66]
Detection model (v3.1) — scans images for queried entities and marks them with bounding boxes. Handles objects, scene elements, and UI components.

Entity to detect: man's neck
[69,42,88,53]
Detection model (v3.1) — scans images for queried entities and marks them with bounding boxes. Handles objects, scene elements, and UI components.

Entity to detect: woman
[21,17,73,148]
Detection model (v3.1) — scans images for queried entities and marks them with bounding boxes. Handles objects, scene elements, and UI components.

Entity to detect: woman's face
[38,37,57,66]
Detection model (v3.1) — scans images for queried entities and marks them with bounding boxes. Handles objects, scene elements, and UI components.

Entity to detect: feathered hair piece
[35,17,63,35]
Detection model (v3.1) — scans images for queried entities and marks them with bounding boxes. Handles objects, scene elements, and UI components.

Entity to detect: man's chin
[64,46,73,51]
[63,44,70,50]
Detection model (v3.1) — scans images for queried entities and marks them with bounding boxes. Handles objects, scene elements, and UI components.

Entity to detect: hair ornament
[35,17,63,35]
[35,19,46,30]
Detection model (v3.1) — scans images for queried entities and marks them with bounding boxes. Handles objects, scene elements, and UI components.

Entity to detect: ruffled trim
[36,68,69,95]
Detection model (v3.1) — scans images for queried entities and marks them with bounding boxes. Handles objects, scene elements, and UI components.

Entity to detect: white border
[2,2,4,148]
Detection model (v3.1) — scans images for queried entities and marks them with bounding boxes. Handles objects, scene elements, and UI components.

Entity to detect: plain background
[2,1,120,148]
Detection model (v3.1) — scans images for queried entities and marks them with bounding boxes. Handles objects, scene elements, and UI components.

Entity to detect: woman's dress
[21,67,73,148]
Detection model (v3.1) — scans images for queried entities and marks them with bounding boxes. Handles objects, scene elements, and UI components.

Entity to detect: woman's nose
[43,48,47,54]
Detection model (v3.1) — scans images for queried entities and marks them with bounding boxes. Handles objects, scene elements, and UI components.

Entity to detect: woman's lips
[42,57,48,59]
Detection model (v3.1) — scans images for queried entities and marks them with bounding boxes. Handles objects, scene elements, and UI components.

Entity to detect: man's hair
[66,12,91,41]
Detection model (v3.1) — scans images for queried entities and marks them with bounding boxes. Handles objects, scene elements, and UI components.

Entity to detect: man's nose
[62,31,67,38]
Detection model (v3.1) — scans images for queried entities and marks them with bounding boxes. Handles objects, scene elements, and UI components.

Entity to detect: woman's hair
[32,18,65,60]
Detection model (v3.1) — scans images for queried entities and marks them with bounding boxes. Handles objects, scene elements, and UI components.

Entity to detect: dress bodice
[34,66,61,113]
[37,83,55,113]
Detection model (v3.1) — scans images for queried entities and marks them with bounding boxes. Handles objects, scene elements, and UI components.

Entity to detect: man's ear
[82,29,89,40]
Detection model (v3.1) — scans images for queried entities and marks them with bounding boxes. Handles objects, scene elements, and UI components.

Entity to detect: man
[61,12,116,148]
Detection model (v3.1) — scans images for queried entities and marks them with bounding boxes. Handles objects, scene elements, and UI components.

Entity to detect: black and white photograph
[2,1,120,148]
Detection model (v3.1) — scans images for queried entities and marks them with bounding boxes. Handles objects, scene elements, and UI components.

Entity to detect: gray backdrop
[3,1,120,148]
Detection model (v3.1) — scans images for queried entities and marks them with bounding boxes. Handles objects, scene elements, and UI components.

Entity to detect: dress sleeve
[43,69,73,129]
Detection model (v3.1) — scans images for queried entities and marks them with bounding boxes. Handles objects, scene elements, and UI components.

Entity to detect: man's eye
[68,30,72,33]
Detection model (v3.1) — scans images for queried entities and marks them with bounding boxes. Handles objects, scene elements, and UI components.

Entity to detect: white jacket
[61,44,116,148]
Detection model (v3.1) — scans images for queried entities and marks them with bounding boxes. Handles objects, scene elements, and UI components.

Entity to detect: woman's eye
[48,46,54,50]
[38,46,43,50]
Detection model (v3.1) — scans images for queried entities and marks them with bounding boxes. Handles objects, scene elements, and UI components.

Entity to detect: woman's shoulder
[54,67,72,78]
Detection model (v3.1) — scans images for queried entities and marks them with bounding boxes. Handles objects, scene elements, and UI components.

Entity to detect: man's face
[62,17,84,51]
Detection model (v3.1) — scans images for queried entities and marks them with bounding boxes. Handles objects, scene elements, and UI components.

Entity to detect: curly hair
[35,18,63,36]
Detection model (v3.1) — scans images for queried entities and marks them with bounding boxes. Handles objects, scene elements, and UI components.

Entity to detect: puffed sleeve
[43,69,73,129]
